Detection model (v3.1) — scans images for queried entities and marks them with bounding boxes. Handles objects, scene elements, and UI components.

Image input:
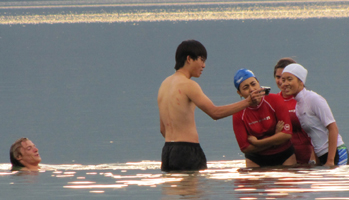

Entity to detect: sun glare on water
[0,0,349,24]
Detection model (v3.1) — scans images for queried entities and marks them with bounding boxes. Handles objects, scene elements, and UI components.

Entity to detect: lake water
[1,0,349,199]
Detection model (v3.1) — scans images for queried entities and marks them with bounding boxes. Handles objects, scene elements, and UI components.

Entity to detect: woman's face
[281,72,304,96]
[274,68,284,91]
[237,77,260,99]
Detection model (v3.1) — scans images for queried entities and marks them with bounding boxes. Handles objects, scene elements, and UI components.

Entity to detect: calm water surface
[1,0,349,199]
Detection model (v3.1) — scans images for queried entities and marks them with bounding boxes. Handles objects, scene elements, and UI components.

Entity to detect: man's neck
[22,164,40,171]
[176,69,191,78]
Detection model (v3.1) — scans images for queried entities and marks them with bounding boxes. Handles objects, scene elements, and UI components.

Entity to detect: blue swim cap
[234,68,256,90]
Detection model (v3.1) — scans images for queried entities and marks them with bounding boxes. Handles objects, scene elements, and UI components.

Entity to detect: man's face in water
[18,140,41,166]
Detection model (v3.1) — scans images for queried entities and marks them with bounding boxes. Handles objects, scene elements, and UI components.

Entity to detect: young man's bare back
[158,71,201,143]
[158,40,263,172]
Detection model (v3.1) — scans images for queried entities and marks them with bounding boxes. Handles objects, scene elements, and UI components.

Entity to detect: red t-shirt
[232,94,292,155]
[277,92,312,146]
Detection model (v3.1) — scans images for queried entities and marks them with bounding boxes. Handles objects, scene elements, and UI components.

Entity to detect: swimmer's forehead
[21,140,35,148]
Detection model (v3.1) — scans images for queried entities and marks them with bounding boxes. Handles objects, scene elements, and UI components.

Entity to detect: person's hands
[323,161,335,167]
[275,121,284,133]
[247,88,264,106]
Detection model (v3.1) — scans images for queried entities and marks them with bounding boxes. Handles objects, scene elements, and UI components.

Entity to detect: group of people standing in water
[157,39,348,172]
[233,60,347,167]
[9,39,347,172]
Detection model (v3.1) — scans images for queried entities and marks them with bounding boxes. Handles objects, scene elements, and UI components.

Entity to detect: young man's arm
[186,80,262,120]
[324,122,339,166]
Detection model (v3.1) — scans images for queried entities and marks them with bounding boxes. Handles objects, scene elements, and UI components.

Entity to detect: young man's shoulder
[159,74,201,95]
[172,74,200,88]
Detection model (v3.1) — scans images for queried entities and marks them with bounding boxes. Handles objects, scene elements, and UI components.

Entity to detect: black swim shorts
[244,145,295,167]
[161,142,207,172]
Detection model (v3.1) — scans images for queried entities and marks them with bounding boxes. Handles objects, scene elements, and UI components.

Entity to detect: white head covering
[282,63,308,84]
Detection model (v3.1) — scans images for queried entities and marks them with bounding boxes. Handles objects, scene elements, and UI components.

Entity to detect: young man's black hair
[174,40,207,70]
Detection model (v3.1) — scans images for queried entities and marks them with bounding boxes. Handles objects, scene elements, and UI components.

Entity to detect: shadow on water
[2,160,349,199]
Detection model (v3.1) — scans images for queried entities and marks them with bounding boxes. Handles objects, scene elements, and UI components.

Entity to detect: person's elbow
[241,149,250,154]
[206,109,223,120]
[199,104,225,120]
[209,114,221,121]
[241,145,255,154]
[282,133,292,140]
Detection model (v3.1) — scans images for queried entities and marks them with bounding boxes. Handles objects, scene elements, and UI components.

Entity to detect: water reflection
[1,160,349,198]
[161,172,202,198]
[232,166,349,199]
[1,1,349,24]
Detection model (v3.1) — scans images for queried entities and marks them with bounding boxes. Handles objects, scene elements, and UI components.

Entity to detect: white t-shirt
[295,88,344,157]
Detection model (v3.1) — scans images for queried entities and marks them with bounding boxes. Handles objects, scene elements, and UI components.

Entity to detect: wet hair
[273,57,296,77]
[9,138,28,169]
[174,40,207,70]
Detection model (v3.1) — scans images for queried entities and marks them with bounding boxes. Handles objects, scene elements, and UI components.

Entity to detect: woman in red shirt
[273,58,316,165]
[232,68,296,167]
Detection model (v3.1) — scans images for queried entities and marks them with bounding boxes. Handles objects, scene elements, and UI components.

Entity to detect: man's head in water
[10,138,41,171]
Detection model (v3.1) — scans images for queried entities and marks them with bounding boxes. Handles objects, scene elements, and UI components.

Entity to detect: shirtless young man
[10,138,41,171]
[157,40,263,172]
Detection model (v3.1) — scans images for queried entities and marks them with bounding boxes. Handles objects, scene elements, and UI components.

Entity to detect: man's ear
[16,154,23,161]
[186,55,192,64]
